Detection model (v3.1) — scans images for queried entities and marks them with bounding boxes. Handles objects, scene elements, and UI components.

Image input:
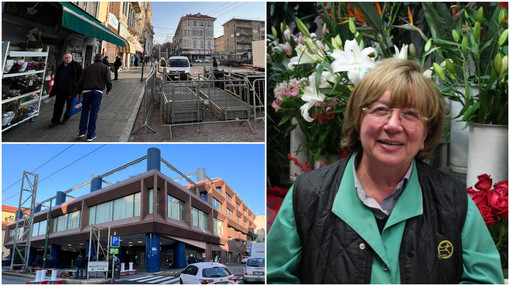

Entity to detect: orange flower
[374,3,382,15]
[407,6,413,25]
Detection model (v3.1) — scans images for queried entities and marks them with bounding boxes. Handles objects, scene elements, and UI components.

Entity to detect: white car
[243,257,265,283]
[180,262,238,284]
[159,56,191,81]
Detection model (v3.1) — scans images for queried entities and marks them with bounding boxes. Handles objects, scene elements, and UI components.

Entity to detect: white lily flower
[288,44,320,69]
[330,40,378,85]
[318,71,336,88]
[300,75,326,122]
[394,44,408,59]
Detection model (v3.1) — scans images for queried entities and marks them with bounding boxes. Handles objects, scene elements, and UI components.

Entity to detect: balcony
[131,1,141,13]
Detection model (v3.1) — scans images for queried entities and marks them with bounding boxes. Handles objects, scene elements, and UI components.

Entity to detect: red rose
[467,187,488,207]
[489,182,508,219]
[478,203,500,227]
[475,174,493,191]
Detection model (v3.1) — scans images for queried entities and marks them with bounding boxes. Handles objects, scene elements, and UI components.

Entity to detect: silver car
[243,257,265,283]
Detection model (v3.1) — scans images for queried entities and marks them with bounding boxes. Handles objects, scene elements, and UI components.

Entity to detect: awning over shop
[125,40,135,54]
[60,2,125,47]
[127,35,144,53]
[167,235,207,250]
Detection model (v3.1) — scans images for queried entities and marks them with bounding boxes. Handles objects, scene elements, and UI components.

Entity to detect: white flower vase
[449,100,469,173]
[314,154,341,170]
[449,87,479,174]
[466,123,508,188]
[289,118,308,181]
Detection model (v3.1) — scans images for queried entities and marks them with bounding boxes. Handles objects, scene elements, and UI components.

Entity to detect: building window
[226,194,232,202]
[193,40,196,48]
[236,203,240,210]
[236,216,240,223]
[194,21,197,26]
[168,195,184,221]
[212,198,222,211]
[227,208,233,218]
[213,218,223,235]
[192,207,208,231]
[148,188,160,214]
[200,192,208,202]
[243,209,246,216]
[89,193,140,225]
[192,30,197,36]
[216,187,222,193]
[53,210,81,232]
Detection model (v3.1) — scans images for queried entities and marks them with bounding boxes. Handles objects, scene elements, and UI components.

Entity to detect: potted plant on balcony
[423,2,508,187]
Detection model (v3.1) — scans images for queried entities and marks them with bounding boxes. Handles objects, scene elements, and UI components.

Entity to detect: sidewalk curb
[120,84,145,142]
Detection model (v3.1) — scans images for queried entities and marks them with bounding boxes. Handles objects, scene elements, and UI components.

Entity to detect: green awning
[60,2,125,47]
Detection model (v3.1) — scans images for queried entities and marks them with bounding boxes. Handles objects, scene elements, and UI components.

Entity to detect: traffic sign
[110,248,119,255]
[111,235,120,247]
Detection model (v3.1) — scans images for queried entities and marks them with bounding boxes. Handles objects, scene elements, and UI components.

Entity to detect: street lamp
[230,29,240,60]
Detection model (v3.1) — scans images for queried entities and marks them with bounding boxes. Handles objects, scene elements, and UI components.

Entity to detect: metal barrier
[251,78,265,121]
[160,79,254,139]
[133,65,157,134]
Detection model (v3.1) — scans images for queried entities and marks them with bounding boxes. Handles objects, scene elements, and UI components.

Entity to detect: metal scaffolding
[10,171,38,270]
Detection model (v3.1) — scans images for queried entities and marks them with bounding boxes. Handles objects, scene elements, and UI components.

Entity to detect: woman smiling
[267,59,504,284]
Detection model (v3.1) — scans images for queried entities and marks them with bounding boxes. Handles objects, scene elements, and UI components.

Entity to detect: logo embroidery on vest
[437,240,454,259]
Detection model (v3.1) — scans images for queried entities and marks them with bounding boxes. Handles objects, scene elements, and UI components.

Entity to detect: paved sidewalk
[2,66,149,142]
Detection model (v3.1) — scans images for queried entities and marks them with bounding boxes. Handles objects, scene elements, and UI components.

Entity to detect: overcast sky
[150,1,265,44]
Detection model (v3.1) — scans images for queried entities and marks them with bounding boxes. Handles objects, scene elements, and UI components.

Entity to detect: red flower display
[468,174,508,227]
[467,174,508,271]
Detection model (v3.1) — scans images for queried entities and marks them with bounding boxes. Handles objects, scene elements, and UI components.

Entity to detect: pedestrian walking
[49,53,82,127]
[113,56,122,80]
[134,55,139,67]
[76,54,112,142]
[102,56,109,66]
[75,254,86,279]
[212,57,218,71]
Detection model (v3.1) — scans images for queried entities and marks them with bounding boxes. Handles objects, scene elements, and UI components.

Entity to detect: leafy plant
[422,3,508,125]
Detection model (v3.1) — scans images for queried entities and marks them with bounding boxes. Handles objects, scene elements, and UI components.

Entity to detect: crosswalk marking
[147,277,180,284]
[126,274,180,284]
[128,275,166,283]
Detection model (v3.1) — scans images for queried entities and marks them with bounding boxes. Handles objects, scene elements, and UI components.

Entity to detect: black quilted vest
[293,156,467,283]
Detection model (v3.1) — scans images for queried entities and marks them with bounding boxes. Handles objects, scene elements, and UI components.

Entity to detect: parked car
[241,256,249,264]
[180,262,237,284]
[243,257,265,284]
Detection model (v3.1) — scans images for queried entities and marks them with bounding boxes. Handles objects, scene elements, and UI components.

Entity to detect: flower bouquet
[467,174,508,273]
[268,18,383,163]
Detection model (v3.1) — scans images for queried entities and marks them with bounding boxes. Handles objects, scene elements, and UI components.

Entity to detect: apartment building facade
[222,18,265,59]
[173,13,216,61]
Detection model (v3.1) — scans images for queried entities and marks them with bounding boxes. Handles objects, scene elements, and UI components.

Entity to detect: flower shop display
[418,3,508,185]
[2,41,49,132]
[467,174,508,272]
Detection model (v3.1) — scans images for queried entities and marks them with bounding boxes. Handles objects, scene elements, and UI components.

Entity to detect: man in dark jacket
[49,53,82,127]
[76,54,112,142]
[102,56,109,66]
[75,254,86,279]
[113,56,122,80]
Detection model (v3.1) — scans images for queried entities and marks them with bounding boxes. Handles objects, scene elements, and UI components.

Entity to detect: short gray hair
[94,54,103,62]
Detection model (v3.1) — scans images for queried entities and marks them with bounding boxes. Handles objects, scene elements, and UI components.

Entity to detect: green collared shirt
[267,156,504,284]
